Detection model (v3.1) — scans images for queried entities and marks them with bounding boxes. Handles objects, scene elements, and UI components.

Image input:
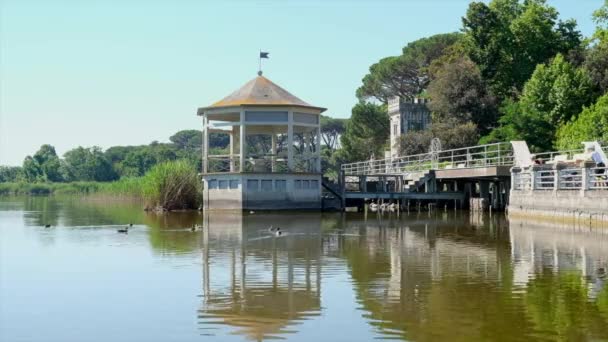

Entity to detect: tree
[320,115,347,151]
[339,102,389,162]
[556,94,608,150]
[22,156,43,182]
[427,56,498,135]
[463,0,583,98]
[170,130,202,151]
[483,54,594,151]
[356,33,462,103]
[33,144,63,182]
[398,120,478,156]
[0,166,23,182]
[592,0,608,43]
[62,147,117,181]
[584,41,608,94]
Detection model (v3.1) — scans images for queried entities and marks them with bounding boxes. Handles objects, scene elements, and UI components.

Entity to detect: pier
[333,141,608,220]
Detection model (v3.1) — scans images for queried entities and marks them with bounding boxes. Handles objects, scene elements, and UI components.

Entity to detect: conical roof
[202,75,325,112]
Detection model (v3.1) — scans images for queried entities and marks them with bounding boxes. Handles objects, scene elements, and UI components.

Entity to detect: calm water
[1,196,607,342]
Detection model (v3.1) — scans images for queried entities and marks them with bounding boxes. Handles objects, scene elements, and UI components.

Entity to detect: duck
[129,223,133,227]
[369,202,378,212]
[44,224,51,228]
[249,211,255,214]
[275,230,283,237]
[268,226,281,233]
[117,226,129,233]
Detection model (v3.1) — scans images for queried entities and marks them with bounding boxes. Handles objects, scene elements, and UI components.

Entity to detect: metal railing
[512,166,607,191]
[204,154,319,174]
[341,142,514,176]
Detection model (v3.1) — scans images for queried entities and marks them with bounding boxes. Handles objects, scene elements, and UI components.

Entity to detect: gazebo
[197,74,326,210]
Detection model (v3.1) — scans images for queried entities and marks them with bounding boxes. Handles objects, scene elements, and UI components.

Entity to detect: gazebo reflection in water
[198,212,323,340]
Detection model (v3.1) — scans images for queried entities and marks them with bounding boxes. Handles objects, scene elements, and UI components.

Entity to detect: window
[302,180,310,189]
[275,180,286,191]
[245,111,288,122]
[293,112,319,124]
[229,180,239,189]
[218,180,228,189]
[311,180,319,189]
[208,180,218,189]
[247,179,259,191]
[295,180,302,189]
[261,180,273,192]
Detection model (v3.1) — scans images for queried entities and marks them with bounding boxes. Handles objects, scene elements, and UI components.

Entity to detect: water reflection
[1,196,608,341]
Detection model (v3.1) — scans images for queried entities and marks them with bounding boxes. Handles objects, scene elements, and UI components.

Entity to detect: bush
[140,160,201,211]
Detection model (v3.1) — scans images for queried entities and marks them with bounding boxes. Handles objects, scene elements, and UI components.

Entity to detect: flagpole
[258,49,261,75]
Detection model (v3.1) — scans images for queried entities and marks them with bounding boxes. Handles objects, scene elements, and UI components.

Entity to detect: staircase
[403,171,435,192]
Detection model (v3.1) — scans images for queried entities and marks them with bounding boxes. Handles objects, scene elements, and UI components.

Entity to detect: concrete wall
[509,190,608,225]
[203,173,321,210]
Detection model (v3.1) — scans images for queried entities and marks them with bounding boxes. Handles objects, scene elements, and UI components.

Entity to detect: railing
[204,154,319,174]
[341,142,514,176]
[512,166,607,191]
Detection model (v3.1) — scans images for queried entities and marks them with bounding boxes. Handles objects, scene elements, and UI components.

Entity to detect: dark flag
[260,51,269,59]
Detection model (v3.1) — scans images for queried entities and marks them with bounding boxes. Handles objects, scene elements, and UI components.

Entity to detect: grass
[0,160,203,211]
[141,160,201,211]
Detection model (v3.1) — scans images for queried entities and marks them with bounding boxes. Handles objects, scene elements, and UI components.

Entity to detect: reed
[140,160,201,211]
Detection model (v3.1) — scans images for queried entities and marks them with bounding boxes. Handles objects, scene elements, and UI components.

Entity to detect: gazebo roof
[200,75,326,112]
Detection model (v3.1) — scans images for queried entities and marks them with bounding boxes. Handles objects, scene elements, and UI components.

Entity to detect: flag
[260,51,269,59]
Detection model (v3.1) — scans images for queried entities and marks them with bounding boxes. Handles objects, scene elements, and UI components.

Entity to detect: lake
[1,196,607,341]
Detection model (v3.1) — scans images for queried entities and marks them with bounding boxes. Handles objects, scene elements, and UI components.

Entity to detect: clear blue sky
[0,0,602,166]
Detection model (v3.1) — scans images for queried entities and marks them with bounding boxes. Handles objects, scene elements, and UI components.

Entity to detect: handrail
[341,142,513,176]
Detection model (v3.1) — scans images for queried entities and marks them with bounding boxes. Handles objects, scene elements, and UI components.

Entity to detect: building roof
[201,75,326,112]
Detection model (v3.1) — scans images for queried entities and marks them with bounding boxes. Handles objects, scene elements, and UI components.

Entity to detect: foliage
[483,54,594,151]
[398,120,478,156]
[584,41,608,94]
[320,115,347,151]
[593,0,608,43]
[0,166,23,183]
[556,94,608,150]
[339,102,389,162]
[427,56,498,135]
[62,146,118,182]
[21,145,63,182]
[463,0,582,98]
[140,160,201,211]
[356,33,462,103]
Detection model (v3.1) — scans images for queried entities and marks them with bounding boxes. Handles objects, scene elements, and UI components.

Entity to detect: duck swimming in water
[268,226,281,233]
[117,226,129,233]
[44,224,51,228]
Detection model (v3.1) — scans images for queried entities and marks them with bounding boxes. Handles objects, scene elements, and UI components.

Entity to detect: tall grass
[140,160,201,211]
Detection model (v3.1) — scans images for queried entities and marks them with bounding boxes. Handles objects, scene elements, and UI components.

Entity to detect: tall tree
[463,0,582,98]
[356,33,462,103]
[62,147,117,181]
[320,116,347,151]
[339,102,389,162]
[427,56,498,135]
[484,54,594,151]
[33,144,63,182]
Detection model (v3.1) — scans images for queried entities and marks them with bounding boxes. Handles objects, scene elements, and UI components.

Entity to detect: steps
[403,171,435,192]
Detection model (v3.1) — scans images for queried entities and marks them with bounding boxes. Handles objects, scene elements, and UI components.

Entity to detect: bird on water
[44,224,51,228]
[117,226,129,233]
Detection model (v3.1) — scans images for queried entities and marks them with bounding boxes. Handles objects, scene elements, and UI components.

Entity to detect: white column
[271,133,276,172]
[229,128,235,172]
[316,123,321,173]
[239,110,245,172]
[287,111,294,171]
[203,115,208,174]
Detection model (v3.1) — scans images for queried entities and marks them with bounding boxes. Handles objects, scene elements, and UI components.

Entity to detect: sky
[0,0,603,166]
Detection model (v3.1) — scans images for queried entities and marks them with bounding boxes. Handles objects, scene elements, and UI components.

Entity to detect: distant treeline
[0,130,227,183]
[1,116,348,183]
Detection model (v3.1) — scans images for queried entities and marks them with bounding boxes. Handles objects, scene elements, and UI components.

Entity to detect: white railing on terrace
[205,154,319,174]
[512,166,607,191]
[341,142,514,176]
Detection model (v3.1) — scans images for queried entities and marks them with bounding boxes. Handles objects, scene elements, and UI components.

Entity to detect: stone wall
[509,190,608,226]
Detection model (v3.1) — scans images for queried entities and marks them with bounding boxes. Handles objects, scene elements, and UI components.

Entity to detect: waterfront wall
[509,190,608,226]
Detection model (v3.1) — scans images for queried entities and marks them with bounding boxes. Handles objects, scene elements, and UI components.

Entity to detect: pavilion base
[202,173,322,210]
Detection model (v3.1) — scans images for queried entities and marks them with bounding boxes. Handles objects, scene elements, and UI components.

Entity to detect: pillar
[316,124,321,173]
[287,111,294,171]
[229,127,236,172]
[239,110,245,172]
[271,133,276,172]
[203,115,209,173]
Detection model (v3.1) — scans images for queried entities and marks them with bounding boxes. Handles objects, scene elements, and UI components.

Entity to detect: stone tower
[388,96,431,158]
